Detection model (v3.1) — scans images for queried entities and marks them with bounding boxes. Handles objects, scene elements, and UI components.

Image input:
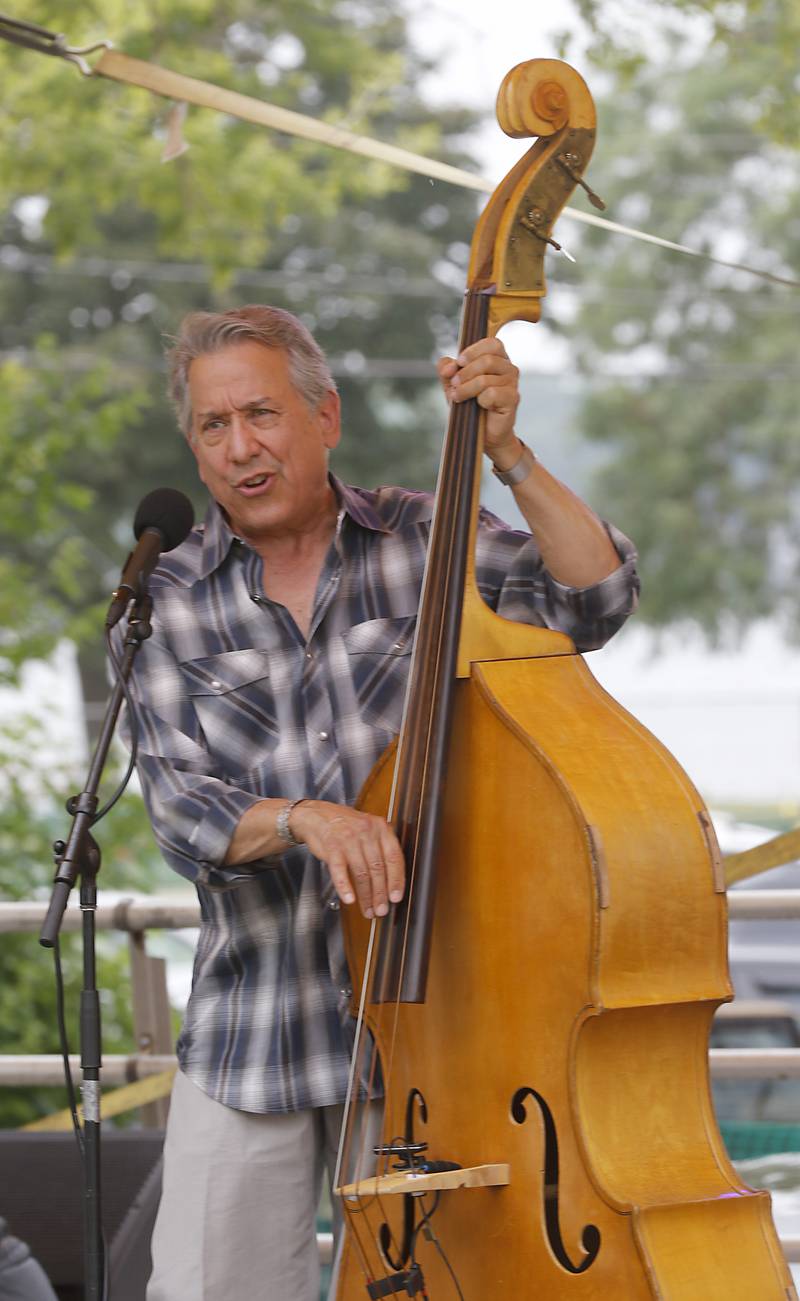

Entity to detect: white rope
[94,51,491,192]
[90,49,799,290]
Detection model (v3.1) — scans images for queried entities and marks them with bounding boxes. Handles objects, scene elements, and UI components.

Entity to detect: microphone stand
[40,593,154,1301]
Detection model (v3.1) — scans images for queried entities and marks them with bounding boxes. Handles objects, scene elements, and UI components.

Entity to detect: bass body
[337,639,793,1299]
[334,56,793,1300]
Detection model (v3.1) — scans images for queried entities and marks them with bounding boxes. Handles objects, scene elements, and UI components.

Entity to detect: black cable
[53,942,112,1300]
[50,623,143,1299]
[53,937,84,1157]
[93,626,140,822]
[425,1230,465,1301]
[409,1192,465,1301]
[407,1190,438,1267]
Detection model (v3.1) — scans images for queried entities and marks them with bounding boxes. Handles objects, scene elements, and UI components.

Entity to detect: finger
[346,845,377,918]
[457,353,512,379]
[437,358,460,404]
[451,357,518,391]
[437,356,459,379]
[451,375,519,412]
[450,367,518,407]
[378,824,406,903]
[475,382,519,413]
[325,848,356,907]
[456,338,508,367]
[358,827,392,917]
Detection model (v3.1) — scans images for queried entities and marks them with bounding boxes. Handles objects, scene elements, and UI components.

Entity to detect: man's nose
[227,415,261,460]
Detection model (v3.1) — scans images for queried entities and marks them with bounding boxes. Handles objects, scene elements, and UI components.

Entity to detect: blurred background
[0,0,797,1293]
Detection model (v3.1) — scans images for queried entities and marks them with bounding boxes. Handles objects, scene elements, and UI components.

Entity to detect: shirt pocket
[179,649,278,775]
[341,615,415,736]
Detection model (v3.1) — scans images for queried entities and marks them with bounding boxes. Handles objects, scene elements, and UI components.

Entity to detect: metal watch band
[276,797,308,847]
[491,441,537,486]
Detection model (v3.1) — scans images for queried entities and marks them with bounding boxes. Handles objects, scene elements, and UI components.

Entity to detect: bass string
[337,294,477,1179]
[336,483,476,1277]
[361,288,486,1104]
[336,290,488,1265]
[335,528,459,1265]
[370,286,487,1080]
[333,396,469,1192]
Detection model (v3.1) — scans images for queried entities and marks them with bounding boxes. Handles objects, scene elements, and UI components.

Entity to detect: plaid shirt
[125,476,638,1113]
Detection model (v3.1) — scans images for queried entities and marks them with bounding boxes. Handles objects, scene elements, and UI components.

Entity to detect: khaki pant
[147,1071,379,1301]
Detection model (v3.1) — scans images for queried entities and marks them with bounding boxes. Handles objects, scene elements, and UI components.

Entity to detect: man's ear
[318,389,342,451]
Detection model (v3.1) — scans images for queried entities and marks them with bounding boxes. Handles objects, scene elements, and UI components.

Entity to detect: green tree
[572,0,799,142]
[0,341,149,679]
[0,709,165,1125]
[0,1,479,705]
[550,4,799,635]
[0,1,480,1123]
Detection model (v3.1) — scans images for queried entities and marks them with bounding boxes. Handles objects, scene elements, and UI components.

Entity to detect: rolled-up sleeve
[474,510,639,652]
[115,630,272,890]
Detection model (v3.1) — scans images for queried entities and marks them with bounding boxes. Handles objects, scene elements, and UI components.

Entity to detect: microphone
[105,488,195,628]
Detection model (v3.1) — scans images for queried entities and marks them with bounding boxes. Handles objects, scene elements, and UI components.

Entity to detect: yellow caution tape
[20,1066,176,1131]
[725,828,800,888]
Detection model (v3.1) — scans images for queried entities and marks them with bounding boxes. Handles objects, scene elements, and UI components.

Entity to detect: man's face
[186,341,341,546]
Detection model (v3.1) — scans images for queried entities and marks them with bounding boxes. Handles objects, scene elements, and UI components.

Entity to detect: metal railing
[3,891,800,1088]
[2,891,800,1266]
[0,895,196,1127]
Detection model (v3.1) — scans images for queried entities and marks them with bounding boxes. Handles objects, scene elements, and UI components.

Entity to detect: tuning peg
[520,209,577,262]
[556,153,607,210]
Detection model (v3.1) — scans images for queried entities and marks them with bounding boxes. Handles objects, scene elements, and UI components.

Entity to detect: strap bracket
[0,13,110,76]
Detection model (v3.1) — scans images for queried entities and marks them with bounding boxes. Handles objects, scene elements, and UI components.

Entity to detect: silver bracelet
[491,441,537,486]
[276,798,308,847]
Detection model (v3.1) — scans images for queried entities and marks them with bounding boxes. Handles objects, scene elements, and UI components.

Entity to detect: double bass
[334,59,794,1299]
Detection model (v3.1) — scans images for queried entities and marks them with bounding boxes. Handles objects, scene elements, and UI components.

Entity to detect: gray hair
[166,305,338,437]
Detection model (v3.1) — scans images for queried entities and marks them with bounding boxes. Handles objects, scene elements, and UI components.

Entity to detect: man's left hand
[437,337,520,461]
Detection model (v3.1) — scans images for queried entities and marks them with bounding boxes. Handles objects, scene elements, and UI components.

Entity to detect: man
[0,1219,58,1301]
[126,304,637,1300]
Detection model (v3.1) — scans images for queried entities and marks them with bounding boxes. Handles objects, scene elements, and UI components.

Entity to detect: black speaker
[0,1129,164,1301]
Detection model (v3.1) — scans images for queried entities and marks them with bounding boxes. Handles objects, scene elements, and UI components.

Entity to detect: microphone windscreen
[133,489,195,552]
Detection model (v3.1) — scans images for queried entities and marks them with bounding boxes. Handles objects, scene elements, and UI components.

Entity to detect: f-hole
[511,1086,601,1274]
[378,1089,427,1270]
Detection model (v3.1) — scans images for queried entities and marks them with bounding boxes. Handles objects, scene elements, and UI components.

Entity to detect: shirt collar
[197,498,240,579]
[331,475,394,534]
[193,473,394,584]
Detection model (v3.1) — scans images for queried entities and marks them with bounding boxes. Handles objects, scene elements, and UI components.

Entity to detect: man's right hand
[291,801,405,919]
[224,797,405,919]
